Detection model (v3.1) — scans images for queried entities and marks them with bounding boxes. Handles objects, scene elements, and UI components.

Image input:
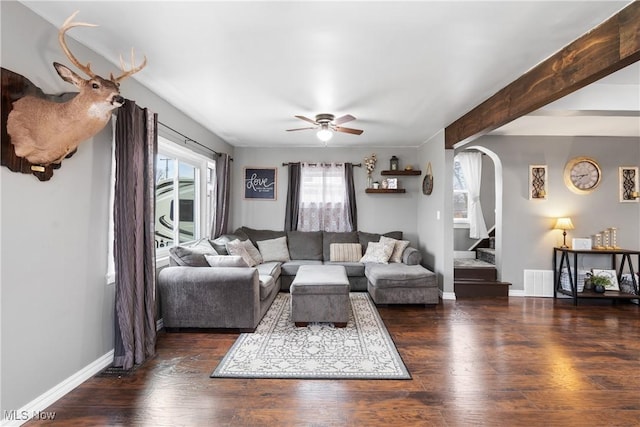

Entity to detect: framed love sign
[244,167,277,200]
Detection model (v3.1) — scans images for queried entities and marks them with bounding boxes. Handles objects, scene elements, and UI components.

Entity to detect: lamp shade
[554,217,574,230]
[316,125,333,142]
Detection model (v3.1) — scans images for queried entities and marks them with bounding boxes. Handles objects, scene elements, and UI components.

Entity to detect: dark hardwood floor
[28,296,640,426]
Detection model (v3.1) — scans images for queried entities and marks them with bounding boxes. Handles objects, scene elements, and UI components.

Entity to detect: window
[298,163,352,232]
[155,137,216,253]
[453,156,469,223]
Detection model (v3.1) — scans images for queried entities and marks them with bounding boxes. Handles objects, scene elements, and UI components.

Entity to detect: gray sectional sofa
[158,227,437,331]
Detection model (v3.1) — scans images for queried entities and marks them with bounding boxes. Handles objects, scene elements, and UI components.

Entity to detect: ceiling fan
[286,113,364,142]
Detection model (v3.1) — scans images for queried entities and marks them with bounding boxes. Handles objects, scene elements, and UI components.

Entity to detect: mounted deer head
[6,11,146,168]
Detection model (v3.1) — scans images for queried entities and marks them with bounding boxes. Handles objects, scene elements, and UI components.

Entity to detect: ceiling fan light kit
[286,113,364,143]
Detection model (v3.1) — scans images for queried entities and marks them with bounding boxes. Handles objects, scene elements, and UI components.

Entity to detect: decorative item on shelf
[381,179,388,189]
[372,181,380,189]
[422,162,433,195]
[390,156,399,171]
[404,165,413,171]
[603,229,611,249]
[572,238,592,250]
[593,233,603,249]
[591,269,620,291]
[529,165,548,200]
[364,153,377,188]
[609,227,618,249]
[619,166,639,203]
[387,178,398,190]
[553,217,574,248]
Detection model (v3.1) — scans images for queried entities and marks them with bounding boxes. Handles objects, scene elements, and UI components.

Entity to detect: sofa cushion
[287,231,323,260]
[257,236,291,262]
[358,231,404,251]
[209,234,243,255]
[380,236,411,263]
[281,260,323,276]
[329,243,363,262]
[324,261,365,277]
[366,263,436,289]
[237,226,286,246]
[256,261,282,279]
[258,275,277,301]
[226,239,258,267]
[360,240,395,264]
[169,240,218,267]
[323,231,359,261]
[205,255,249,268]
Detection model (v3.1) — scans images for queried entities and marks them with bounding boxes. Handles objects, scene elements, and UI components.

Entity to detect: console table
[553,247,640,305]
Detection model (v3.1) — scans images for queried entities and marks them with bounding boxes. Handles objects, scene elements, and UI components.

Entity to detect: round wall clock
[564,157,601,194]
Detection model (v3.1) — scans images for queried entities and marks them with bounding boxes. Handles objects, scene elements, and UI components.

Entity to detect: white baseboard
[509,290,526,297]
[440,290,456,300]
[1,350,114,427]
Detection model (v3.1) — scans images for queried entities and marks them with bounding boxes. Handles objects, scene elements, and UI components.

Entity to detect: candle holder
[609,227,618,249]
[593,233,603,249]
[603,229,611,249]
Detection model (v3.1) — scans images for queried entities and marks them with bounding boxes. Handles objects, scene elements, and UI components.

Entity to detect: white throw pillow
[380,236,410,263]
[329,243,363,262]
[257,236,291,262]
[205,255,249,268]
[360,240,395,264]
[242,239,263,265]
[225,239,258,267]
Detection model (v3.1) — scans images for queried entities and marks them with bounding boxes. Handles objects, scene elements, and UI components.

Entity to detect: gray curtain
[113,100,157,369]
[284,162,301,231]
[345,163,357,231]
[211,152,231,238]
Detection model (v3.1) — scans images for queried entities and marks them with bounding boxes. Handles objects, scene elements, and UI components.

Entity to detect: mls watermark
[3,410,57,421]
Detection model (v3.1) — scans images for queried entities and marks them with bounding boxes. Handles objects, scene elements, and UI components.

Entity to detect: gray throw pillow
[169,241,218,267]
[210,234,242,255]
[205,255,249,268]
[226,239,258,267]
[380,236,410,263]
[257,236,291,262]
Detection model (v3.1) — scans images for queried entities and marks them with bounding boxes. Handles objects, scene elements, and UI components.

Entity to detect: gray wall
[231,146,422,245]
[472,134,640,289]
[1,2,231,414]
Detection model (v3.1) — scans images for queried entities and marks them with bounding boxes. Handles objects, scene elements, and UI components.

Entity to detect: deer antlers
[58,10,147,83]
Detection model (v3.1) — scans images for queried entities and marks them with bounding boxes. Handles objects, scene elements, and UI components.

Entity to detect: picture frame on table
[619,166,639,203]
[529,165,548,200]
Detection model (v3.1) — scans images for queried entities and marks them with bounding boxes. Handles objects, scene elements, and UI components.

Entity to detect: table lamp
[554,217,575,248]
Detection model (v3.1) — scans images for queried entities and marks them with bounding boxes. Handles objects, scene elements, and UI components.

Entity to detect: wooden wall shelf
[365,188,406,194]
[381,170,421,176]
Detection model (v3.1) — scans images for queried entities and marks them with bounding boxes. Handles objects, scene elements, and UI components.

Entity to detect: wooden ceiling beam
[445,1,640,149]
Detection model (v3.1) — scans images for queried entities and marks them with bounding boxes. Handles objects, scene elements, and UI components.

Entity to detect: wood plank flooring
[27,296,640,426]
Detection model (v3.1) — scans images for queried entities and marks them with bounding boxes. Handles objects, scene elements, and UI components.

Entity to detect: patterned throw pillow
[242,239,263,265]
[329,243,363,262]
[360,240,395,264]
[257,236,291,262]
[226,239,258,267]
[380,236,411,263]
[204,255,249,267]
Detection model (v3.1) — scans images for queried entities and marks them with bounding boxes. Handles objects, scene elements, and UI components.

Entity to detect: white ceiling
[20,1,639,148]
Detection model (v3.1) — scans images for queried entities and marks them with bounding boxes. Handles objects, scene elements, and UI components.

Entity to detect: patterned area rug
[211,292,410,379]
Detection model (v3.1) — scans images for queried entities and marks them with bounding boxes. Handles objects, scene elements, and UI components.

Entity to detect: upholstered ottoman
[367,263,438,305]
[290,265,350,327]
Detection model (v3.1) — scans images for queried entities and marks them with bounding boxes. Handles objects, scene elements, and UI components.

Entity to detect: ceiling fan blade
[286,126,317,132]
[333,114,356,125]
[294,115,318,125]
[335,126,363,135]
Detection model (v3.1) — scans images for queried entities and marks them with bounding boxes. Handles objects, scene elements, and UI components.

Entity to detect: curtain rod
[282,162,362,167]
[159,121,232,160]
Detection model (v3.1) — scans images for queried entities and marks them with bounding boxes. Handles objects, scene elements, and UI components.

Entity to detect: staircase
[454,233,511,298]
